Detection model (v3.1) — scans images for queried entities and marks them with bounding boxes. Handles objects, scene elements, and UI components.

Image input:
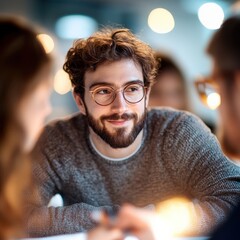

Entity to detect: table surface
[21,233,209,240]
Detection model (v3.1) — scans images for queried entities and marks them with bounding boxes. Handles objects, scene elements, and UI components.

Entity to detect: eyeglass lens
[92,83,145,106]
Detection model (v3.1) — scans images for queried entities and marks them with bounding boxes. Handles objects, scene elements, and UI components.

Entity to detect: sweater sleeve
[26,200,118,237]
[26,127,119,237]
[163,112,240,235]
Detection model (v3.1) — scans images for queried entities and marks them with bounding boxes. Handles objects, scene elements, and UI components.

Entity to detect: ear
[73,91,86,115]
[145,86,151,106]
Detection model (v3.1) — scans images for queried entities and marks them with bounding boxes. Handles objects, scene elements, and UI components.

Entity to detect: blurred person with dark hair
[206,15,240,163]
[27,26,240,238]
[0,16,52,239]
[149,52,189,111]
[205,15,240,239]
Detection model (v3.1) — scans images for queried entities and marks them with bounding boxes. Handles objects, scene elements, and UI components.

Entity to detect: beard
[85,108,147,148]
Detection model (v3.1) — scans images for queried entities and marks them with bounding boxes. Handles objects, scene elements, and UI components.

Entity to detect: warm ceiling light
[37,34,54,54]
[54,69,72,95]
[198,2,224,29]
[148,8,175,34]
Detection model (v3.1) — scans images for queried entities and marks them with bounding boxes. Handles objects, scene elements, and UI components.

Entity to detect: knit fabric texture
[27,108,240,237]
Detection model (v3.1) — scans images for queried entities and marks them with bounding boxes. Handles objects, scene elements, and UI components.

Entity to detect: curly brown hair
[63,27,157,98]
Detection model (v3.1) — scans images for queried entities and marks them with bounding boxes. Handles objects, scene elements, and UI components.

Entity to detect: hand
[87,225,123,240]
[115,197,198,240]
[115,204,156,240]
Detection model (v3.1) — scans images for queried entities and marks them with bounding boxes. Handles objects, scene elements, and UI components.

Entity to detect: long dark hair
[0,16,51,239]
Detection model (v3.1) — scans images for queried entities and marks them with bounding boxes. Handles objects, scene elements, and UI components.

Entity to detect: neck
[89,128,143,159]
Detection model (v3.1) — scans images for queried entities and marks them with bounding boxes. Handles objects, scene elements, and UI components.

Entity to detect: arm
[165,112,240,235]
[26,129,119,237]
[23,227,122,240]
[27,200,119,237]
[115,204,157,240]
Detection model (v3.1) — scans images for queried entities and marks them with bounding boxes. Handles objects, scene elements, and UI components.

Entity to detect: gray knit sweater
[27,108,240,237]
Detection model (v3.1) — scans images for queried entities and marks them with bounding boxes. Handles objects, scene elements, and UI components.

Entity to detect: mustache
[101,113,136,121]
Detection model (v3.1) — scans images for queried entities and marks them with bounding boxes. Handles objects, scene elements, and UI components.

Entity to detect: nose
[111,90,128,113]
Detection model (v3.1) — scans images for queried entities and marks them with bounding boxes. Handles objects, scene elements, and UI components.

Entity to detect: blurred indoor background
[1,0,239,127]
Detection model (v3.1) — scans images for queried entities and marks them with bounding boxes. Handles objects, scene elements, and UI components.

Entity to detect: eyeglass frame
[194,76,219,96]
[86,81,149,106]
[194,76,221,107]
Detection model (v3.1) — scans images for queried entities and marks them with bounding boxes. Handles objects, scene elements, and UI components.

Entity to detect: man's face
[77,58,149,148]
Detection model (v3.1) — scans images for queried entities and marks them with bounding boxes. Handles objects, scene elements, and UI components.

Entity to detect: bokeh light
[55,15,98,39]
[148,8,175,34]
[54,69,72,95]
[207,92,221,110]
[37,34,54,54]
[155,197,197,237]
[198,2,224,29]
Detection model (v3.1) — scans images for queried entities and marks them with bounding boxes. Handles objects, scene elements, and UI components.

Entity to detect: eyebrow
[89,79,144,90]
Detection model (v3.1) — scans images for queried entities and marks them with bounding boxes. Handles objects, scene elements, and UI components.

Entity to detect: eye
[94,87,112,95]
[125,84,142,93]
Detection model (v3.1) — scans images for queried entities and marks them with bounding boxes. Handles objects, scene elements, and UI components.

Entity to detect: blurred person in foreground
[0,16,52,239]
[148,52,189,111]
[114,15,240,240]
[27,26,240,238]
[0,16,122,240]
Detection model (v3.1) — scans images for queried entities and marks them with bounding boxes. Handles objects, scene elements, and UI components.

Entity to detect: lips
[102,113,134,120]
[107,119,129,126]
[101,113,135,127]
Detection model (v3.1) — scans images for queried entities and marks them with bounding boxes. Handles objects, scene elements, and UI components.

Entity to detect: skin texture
[87,226,123,240]
[73,58,150,159]
[18,66,52,151]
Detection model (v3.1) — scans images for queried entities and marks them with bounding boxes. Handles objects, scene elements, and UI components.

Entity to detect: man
[27,27,240,237]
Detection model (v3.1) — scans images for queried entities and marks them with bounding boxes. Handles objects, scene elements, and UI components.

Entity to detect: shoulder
[38,113,86,146]
[148,107,191,122]
[147,107,208,132]
[146,108,213,151]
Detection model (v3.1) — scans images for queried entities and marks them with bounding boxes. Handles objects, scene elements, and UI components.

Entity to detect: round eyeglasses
[89,83,147,106]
